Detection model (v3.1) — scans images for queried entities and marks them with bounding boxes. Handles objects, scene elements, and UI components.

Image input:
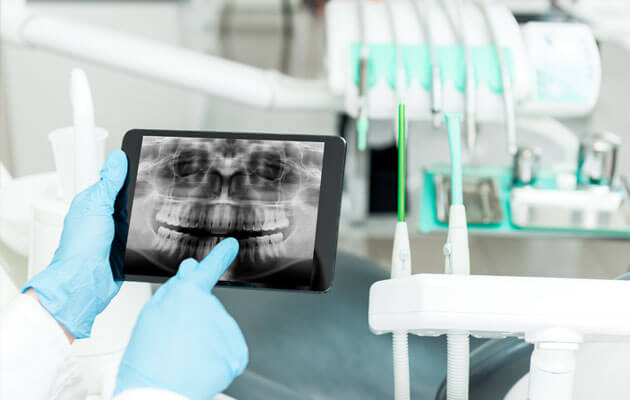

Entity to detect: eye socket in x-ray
[123,135,327,289]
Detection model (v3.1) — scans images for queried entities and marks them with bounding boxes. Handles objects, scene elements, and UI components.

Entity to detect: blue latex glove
[23,150,128,339]
[114,238,248,400]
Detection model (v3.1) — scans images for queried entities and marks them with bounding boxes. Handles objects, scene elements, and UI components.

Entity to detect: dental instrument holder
[369,273,630,400]
[375,118,626,400]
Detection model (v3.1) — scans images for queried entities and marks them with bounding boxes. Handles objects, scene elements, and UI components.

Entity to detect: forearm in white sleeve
[0,294,86,400]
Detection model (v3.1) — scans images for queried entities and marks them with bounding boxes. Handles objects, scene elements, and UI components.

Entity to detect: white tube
[70,68,98,194]
[9,14,338,111]
[477,1,517,156]
[447,332,470,400]
[393,331,411,400]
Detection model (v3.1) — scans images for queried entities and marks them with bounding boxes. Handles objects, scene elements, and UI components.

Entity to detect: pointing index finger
[197,238,239,290]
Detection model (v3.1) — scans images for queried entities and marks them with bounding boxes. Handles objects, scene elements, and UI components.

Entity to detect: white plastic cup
[48,127,108,203]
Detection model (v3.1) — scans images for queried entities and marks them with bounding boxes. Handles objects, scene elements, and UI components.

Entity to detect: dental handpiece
[477,1,517,156]
[359,49,369,117]
[441,0,477,162]
[412,0,442,129]
[356,0,370,151]
[460,1,477,164]
[431,63,443,129]
[465,75,477,164]
[357,53,370,151]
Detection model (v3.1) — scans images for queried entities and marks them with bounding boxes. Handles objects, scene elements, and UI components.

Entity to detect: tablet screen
[125,136,325,287]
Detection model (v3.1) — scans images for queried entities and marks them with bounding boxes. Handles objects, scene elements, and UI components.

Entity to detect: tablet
[111,130,346,291]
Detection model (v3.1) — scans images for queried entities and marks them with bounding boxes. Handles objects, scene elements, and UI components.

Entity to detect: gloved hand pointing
[24,150,128,339]
[114,238,248,400]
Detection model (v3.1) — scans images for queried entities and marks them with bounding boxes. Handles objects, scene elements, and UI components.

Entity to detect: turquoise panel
[349,43,515,94]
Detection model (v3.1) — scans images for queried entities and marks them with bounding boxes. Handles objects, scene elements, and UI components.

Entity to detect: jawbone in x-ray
[126,136,324,285]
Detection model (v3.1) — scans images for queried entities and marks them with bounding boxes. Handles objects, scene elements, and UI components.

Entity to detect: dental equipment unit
[369,96,630,400]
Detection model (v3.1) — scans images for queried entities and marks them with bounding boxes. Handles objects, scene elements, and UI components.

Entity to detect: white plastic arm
[1,0,339,111]
[369,273,630,339]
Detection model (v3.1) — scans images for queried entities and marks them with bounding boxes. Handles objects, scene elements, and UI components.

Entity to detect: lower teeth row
[154,227,286,264]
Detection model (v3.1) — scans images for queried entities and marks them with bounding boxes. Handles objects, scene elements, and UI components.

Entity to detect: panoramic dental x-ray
[126,136,325,285]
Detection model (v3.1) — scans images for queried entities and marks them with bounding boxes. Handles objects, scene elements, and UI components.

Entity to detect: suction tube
[443,113,470,400]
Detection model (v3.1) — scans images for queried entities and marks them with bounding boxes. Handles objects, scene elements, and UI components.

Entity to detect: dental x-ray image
[124,136,324,288]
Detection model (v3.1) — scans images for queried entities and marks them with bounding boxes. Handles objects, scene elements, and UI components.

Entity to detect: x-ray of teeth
[125,136,324,285]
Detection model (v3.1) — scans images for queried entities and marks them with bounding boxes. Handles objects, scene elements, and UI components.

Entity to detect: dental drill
[411,0,443,129]
[356,0,370,151]
[443,112,471,400]
[391,103,412,400]
[441,0,477,163]
[385,0,408,146]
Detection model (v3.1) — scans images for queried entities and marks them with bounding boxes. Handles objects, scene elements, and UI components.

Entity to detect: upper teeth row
[156,203,290,232]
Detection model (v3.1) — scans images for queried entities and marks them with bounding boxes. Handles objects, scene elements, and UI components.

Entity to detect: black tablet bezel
[111,129,346,292]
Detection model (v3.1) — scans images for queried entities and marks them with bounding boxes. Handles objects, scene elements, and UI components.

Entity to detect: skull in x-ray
[129,137,323,280]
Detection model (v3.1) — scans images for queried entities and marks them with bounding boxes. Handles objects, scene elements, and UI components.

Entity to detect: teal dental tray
[419,164,630,239]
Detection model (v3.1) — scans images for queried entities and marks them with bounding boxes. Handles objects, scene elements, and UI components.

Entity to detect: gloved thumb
[96,150,128,204]
[177,238,239,291]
